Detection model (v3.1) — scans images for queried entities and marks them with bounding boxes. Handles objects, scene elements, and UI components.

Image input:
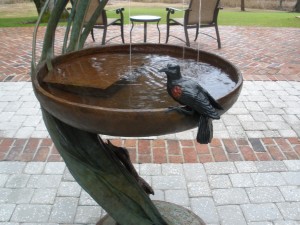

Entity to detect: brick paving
[0,25,300,164]
[1,79,299,160]
[1,160,300,224]
[1,26,300,82]
[0,24,300,224]
[0,137,300,163]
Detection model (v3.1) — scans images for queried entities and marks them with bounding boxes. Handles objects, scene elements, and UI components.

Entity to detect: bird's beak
[159,68,168,73]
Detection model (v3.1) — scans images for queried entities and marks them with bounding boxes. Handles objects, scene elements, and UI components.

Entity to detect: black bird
[159,64,223,144]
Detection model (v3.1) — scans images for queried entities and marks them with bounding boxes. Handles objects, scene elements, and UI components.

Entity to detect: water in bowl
[43,53,236,109]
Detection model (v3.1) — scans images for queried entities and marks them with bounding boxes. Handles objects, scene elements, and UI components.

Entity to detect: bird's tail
[196,115,213,144]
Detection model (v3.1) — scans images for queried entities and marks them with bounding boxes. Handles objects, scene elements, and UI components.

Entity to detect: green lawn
[102,7,300,28]
[219,10,300,27]
[0,7,299,28]
[112,7,168,24]
[0,17,39,27]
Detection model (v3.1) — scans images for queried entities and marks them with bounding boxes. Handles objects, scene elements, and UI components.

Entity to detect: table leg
[144,22,147,42]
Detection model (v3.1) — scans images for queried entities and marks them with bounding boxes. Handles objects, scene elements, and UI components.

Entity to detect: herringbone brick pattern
[0,26,300,82]
[1,26,300,163]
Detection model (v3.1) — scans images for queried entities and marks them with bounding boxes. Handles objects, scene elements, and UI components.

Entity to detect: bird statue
[159,64,223,144]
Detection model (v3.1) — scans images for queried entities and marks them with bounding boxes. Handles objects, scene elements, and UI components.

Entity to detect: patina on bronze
[98,201,206,225]
[33,43,242,225]
[33,44,242,137]
[31,1,242,225]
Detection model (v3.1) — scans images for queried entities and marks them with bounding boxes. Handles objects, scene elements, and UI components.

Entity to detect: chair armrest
[106,8,124,23]
[106,8,124,14]
[166,7,184,14]
[105,7,124,20]
[166,7,188,21]
[214,5,223,21]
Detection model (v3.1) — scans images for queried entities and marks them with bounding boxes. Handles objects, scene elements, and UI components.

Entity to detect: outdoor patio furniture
[165,0,222,48]
[130,15,161,43]
[71,0,125,45]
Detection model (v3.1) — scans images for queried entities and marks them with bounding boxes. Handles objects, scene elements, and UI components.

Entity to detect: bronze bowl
[32,44,242,137]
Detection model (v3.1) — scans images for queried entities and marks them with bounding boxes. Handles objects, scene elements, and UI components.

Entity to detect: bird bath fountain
[31,1,242,225]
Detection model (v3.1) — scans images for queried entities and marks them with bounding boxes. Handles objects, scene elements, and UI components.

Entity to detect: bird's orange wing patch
[171,86,182,99]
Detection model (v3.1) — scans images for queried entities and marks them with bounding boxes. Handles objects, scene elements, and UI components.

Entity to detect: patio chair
[165,0,222,48]
[71,0,125,45]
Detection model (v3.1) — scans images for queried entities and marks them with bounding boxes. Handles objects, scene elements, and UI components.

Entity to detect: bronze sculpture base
[97,200,206,225]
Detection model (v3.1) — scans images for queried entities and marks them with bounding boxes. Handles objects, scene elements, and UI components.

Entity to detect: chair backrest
[186,0,220,25]
[73,0,105,25]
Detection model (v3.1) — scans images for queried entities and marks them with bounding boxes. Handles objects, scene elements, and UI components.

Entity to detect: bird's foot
[167,105,194,116]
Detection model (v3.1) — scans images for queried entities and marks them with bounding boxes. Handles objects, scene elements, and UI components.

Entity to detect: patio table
[130,15,161,43]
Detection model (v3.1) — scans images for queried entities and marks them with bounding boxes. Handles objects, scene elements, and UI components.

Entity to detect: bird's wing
[178,82,221,119]
[196,85,223,110]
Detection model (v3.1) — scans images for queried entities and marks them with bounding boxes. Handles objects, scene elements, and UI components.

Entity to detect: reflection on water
[43,53,236,109]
